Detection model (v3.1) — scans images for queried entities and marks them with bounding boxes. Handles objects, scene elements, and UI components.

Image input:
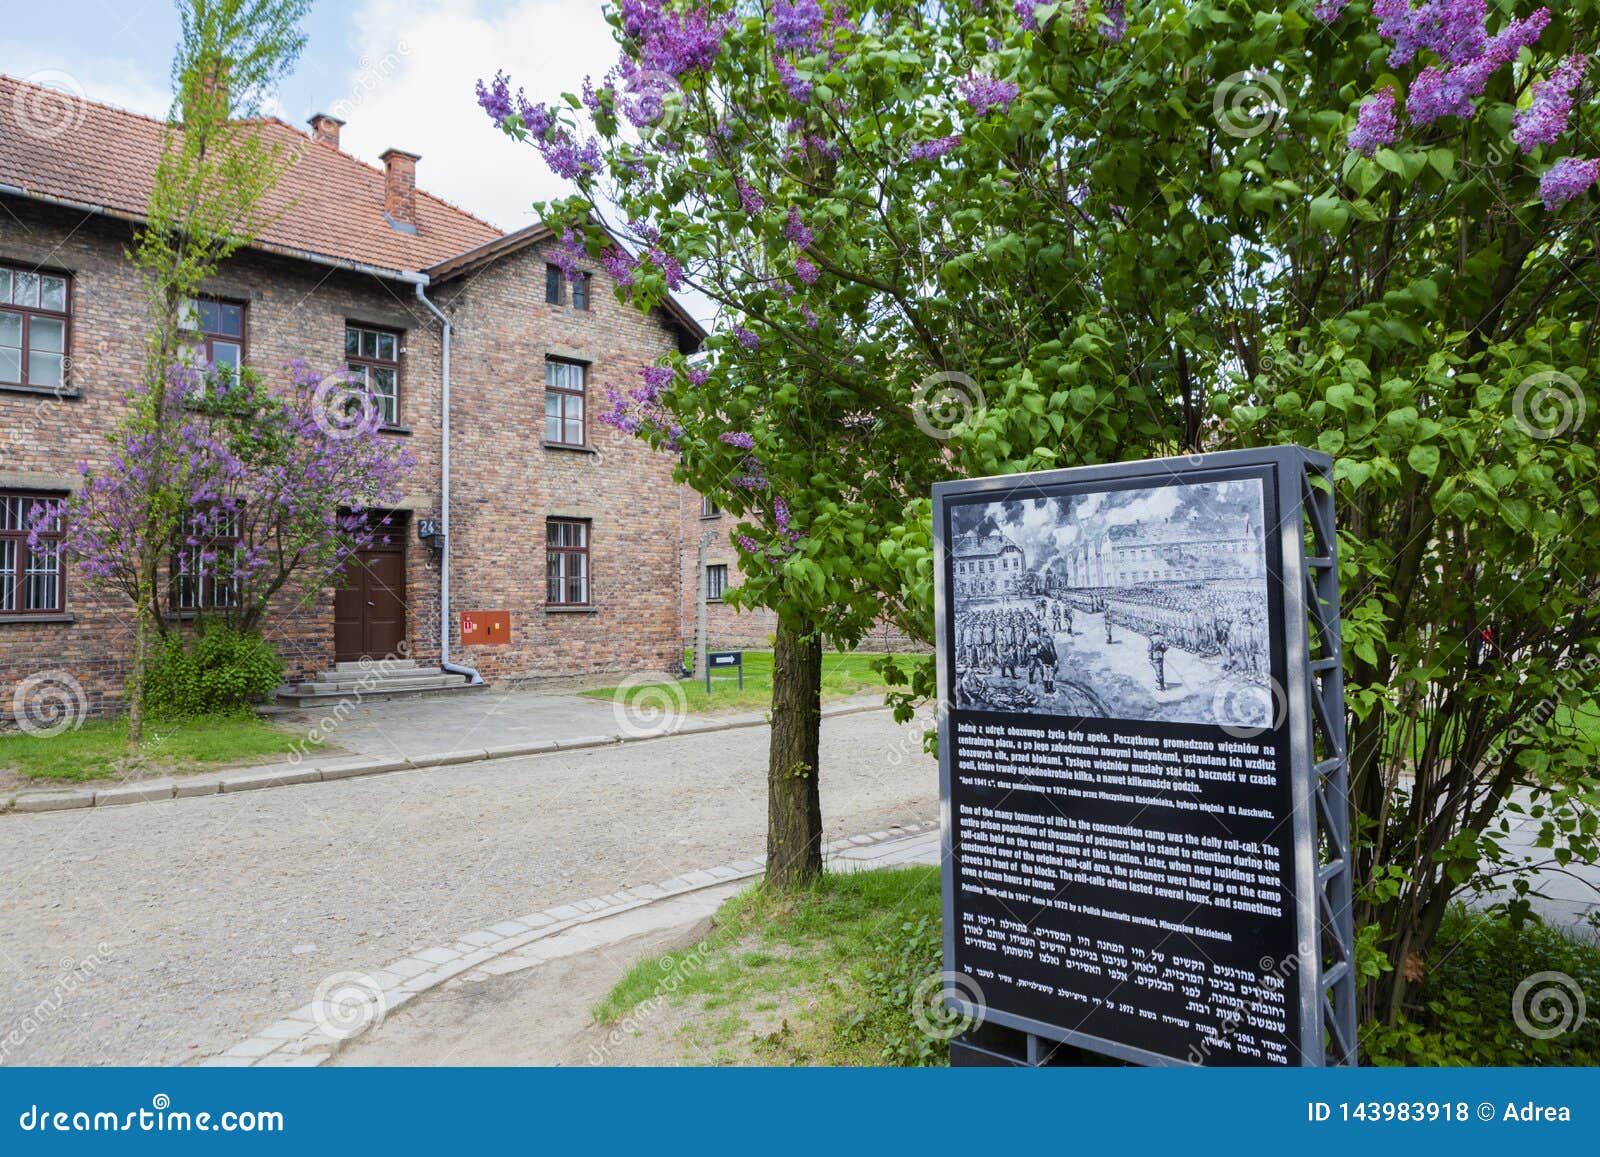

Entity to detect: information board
[933,448,1353,1067]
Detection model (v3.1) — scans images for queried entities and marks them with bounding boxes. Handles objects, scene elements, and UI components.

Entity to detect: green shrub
[838,912,951,1066]
[140,624,284,718]
[1363,905,1600,1066]
[837,899,1598,1067]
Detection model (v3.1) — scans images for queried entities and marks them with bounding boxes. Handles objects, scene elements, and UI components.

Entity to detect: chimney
[308,112,345,149]
[380,148,421,232]
[186,58,231,122]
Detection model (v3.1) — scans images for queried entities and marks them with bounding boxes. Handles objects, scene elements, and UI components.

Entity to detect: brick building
[0,75,703,719]
[677,485,778,651]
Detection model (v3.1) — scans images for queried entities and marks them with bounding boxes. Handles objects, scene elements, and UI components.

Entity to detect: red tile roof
[0,72,503,276]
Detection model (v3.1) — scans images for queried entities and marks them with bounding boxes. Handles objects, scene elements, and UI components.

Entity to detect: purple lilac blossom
[785,206,814,248]
[795,256,820,284]
[737,178,765,214]
[1540,156,1600,210]
[1512,56,1587,154]
[601,246,638,289]
[1382,0,1488,67]
[475,71,515,125]
[776,57,813,102]
[958,74,1019,116]
[540,133,602,181]
[1314,0,1350,19]
[908,135,962,160]
[1403,9,1551,126]
[550,227,585,281]
[619,0,731,78]
[733,327,760,350]
[772,0,825,53]
[1102,0,1127,41]
[719,431,756,450]
[1349,88,1400,155]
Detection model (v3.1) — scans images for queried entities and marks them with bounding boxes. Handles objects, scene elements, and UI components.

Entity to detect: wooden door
[334,536,406,662]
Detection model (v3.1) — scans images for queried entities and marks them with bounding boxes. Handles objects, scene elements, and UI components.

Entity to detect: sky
[1,0,620,233]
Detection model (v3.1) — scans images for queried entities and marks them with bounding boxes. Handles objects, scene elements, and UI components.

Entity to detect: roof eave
[0,184,430,285]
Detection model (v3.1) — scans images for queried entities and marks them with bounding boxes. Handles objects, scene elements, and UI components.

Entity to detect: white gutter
[414,280,483,685]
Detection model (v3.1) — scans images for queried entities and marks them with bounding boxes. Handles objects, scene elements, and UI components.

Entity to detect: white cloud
[2,49,174,122]
[325,0,618,232]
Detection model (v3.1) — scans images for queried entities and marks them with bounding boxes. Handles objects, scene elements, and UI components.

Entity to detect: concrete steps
[276,662,485,707]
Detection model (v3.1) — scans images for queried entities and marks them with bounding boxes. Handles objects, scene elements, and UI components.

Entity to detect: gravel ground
[0,709,936,1066]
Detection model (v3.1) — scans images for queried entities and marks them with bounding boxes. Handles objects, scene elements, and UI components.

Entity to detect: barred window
[546,519,590,606]
[705,564,728,602]
[0,492,64,614]
[173,510,243,612]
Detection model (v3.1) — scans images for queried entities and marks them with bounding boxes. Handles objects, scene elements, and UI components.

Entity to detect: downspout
[414,279,484,685]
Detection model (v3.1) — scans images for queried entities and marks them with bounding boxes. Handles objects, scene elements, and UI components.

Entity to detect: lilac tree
[39,362,414,637]
[111,0,312,738]
[481,0,1600,1033]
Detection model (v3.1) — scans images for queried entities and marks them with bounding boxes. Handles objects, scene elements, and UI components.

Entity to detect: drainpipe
[413,279,484,685]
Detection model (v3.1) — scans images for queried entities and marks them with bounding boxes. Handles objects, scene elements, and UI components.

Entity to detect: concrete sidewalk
[4,690,890,815]
[211,822,942,1067]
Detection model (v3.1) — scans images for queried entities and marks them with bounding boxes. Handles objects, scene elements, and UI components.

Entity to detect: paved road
[0,709,937,1065]
[275,684,636,763]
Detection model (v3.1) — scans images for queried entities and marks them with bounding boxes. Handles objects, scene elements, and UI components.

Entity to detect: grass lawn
[596,867,1600,1067]
[582,649,906,713]
[593,865,944,1065]
[0,714,322,785]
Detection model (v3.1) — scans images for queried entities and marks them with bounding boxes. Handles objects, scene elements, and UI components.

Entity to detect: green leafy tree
[114,0,311,741]
[482,0,1600,1029]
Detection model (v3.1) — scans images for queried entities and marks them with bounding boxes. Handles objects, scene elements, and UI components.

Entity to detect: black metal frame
[932,447,1357,1067]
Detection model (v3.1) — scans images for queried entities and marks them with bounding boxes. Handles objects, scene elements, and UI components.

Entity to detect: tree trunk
[127,590,151,745]
[766,614,824,889]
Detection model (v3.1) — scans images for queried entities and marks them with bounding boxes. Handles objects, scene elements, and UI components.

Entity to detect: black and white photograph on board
[948,477,1275,728]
